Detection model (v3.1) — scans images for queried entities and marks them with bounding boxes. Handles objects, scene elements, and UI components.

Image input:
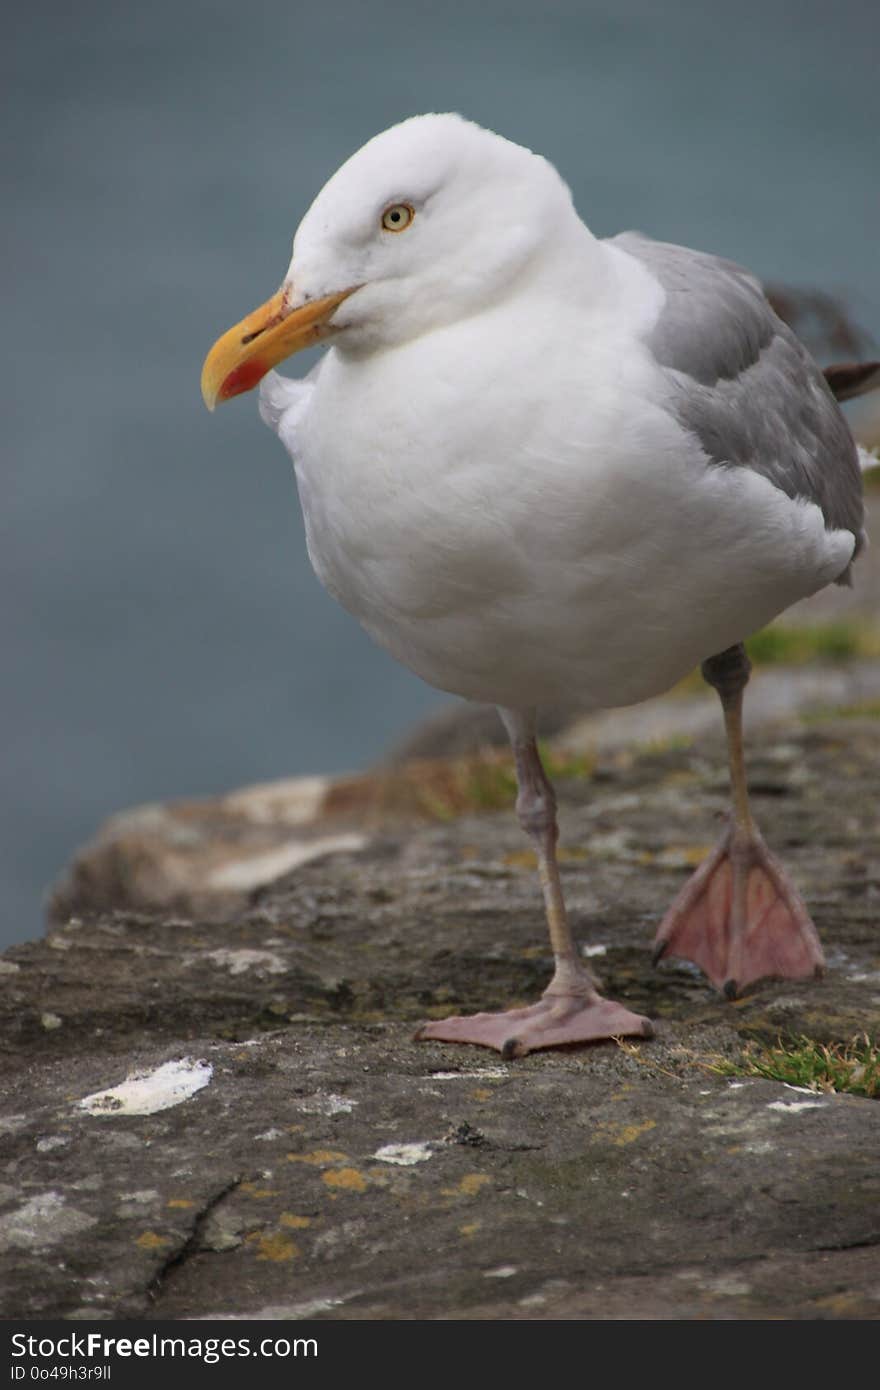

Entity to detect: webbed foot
[416,990,653,1058]
[653,822,824,996]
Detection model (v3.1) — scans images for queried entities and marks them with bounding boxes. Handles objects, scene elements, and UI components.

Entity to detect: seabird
[202,114,875,1056]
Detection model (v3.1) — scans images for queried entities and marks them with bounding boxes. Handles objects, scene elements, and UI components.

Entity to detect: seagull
[201,113,875,1057]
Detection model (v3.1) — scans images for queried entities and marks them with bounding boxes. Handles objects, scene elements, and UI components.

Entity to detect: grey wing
[608,231,865,582]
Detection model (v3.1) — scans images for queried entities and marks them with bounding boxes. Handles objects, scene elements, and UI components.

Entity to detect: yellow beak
[200,284,358,410]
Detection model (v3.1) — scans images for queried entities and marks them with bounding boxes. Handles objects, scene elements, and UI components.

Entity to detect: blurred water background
[3,0,878,949]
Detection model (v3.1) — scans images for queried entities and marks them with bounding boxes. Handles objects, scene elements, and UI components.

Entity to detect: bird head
[200,113,578,408]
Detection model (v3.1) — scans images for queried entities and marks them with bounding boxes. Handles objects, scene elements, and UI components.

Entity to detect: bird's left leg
[652,643,825,997]
[416,709,653,1058]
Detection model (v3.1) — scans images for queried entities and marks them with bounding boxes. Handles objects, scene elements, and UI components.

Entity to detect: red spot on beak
[219,357,272,401]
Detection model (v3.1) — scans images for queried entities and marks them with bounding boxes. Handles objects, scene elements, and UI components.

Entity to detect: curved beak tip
[200,284,359,413]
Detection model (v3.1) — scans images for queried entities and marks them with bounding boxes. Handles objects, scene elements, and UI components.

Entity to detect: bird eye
[381,203,415,233]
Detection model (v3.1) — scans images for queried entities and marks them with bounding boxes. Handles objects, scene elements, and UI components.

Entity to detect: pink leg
[416,709,653,1058]
[653,645,825,997]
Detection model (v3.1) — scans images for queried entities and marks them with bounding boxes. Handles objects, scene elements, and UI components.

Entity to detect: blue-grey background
[3,0,878,949]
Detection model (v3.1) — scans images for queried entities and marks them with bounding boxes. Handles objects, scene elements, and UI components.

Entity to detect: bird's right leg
[415,708,652,1057]
[653,643,825,996]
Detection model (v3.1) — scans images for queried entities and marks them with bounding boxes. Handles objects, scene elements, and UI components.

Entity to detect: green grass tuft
[540,742,596,783]
[745,620,880,665]
[801,698,880,723]
[460,742,595,813]
[672,619,880,695]
[462,757,519,811]
[862,455,880,490]
[401,741,597,822]
[709,1034,880,1098]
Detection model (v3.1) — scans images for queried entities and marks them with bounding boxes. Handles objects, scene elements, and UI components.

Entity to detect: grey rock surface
[2,717,879,1319]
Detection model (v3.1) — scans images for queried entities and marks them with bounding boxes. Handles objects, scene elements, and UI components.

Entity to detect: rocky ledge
[1,710,879,1321]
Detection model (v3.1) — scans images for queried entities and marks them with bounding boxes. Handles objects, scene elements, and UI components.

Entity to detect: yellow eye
[381,203,415,233]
